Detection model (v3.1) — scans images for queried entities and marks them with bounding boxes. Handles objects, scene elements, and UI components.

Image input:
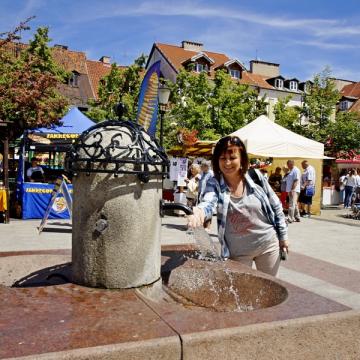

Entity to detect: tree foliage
[273,67,360,156]
[0,19,69,140]
[273,95,302,133]
[326,111,360,155]
[86,55,146,122]
[165,69,267,148]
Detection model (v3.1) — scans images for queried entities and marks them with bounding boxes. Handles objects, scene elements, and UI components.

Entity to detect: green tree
[273,95,302,133]
[87,54,146,122]
[165,69,267,148]
[325,111,360,155]
[0,20,68,140]
[301,67,340,142]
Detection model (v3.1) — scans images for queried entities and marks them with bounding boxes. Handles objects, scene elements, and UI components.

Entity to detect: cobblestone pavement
[0,208,359,309]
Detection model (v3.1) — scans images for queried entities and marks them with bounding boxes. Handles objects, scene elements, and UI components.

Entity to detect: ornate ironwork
[65,120,169,183]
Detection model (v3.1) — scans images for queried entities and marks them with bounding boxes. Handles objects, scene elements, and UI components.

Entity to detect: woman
[344,169,357,208]
[184,163,201,208]
[188,136,289,276]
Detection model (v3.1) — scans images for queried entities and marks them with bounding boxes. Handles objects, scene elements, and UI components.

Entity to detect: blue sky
[1,0,360,81]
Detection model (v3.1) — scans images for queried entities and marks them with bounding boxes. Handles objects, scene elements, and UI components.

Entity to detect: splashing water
[185,227,250,311]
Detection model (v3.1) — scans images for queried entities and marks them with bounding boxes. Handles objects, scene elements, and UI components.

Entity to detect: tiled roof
[349,99,360,112]
[86,60,127,99]
[155,42,275,90]
[240,72,273,90]
[156,43,230,77]
[52,48,88,74]
[341,82,360,98]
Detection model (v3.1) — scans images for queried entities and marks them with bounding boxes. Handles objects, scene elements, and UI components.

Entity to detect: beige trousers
[288,191,300,222]
[231,241,281,277]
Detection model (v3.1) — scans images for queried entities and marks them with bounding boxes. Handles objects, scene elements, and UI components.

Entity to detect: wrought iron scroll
[65,120,169,183]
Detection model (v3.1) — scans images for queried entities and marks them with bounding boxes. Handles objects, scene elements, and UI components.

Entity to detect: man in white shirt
[285,159,301,223]
[299,160,316,218]
[26,157,45,182]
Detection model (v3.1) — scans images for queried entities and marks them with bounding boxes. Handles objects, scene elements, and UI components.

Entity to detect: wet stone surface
[0,248,350,359]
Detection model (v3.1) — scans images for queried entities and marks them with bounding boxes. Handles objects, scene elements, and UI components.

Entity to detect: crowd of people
[173,136,360,278]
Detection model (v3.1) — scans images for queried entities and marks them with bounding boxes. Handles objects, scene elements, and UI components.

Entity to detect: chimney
[250,60,280,78]
[54,44,68,50]
[99,56,111,64]
[181,40,204,52]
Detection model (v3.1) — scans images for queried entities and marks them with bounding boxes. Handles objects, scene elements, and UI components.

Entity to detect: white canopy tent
[230,115,325,159]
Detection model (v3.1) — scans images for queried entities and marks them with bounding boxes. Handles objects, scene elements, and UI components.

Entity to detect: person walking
[344,169,357,208]
[299,160,316,218]
[187,136,288,277]
[285,160,301,223]
[338,170,347,205]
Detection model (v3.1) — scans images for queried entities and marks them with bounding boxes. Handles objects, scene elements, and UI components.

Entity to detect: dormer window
[194,63,209,73]
[69,71,80,87]
[230,69,241,79]
[339,101,348,111]
[275,79,283,89]
[289,81,298,91]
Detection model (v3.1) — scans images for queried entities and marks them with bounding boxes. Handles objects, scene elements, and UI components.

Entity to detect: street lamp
[158,84,171,147]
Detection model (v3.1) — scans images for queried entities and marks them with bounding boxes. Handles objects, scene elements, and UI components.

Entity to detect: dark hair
[31,157,38,162]
[212,136,249,180]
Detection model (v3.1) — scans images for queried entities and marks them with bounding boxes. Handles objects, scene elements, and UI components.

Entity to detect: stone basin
[0,248,355,360]
[165,259,288,312]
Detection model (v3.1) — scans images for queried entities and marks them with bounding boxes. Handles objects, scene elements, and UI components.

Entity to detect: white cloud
[294,40,357,50]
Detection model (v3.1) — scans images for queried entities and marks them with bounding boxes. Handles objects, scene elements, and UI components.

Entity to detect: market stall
[230,115,328,215]
[17,107,95,219]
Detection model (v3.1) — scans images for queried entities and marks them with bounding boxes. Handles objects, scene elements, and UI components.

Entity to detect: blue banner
[136,60,161,136]
[15,153,24,201]
[22,182,72,220]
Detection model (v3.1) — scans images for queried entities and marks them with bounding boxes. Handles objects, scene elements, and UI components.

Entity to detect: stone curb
[3,336,181,360]
[181,310,360,360]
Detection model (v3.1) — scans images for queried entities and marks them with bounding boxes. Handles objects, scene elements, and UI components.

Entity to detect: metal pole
[160,108,164,148]
[3,133,10,223]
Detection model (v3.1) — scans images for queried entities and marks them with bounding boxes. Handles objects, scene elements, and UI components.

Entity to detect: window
[289,81,298,91]
[339,101,348,111]
[194,63,209,73]
[69,71,79,87]
[275,79,283,89]
[230,69,241,79]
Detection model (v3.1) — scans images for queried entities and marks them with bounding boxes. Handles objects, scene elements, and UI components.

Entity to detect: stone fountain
[0,118,359,359]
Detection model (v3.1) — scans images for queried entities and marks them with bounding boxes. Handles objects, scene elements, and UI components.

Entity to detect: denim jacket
[197,169,288,258]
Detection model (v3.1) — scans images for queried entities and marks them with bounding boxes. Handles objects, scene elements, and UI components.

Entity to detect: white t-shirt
[26,166,44,180]
[345,175,357,188]
[286,166,301,193]
[225,185,276,257]
[355,174,360,187]
[301,165,316,188]
[339,175,347,190]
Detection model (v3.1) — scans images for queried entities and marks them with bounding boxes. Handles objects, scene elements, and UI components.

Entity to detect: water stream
[186,227,245,311]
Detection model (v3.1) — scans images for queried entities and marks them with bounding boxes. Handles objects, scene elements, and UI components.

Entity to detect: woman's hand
[279,240,289,253]
[187,207,205,229]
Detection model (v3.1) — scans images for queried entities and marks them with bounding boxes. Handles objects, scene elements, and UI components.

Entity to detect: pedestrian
[285,160,301,223]
[187,136,288,277]
[280,167,289,209]
[198,160,213,202]
[299,160,316,218]
[338,170,347,205]
[184,163,201,208]
[344,169,357,208]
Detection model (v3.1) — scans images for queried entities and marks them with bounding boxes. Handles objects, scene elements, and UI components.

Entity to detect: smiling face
[219,145,242,179]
